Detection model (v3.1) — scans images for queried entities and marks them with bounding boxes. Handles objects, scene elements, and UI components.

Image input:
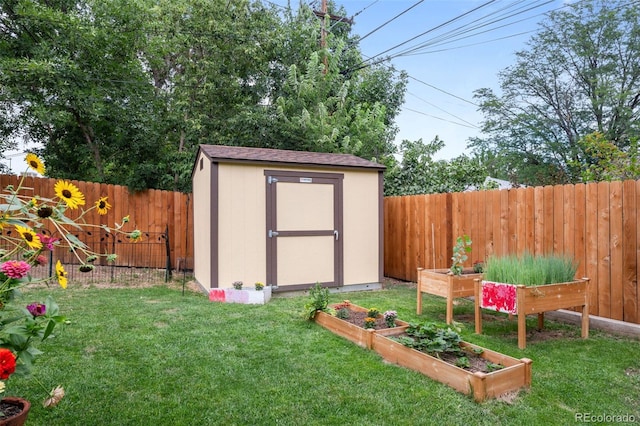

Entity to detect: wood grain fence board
[543,186,554,254]
[524,187,535,254]
[484,189,495,259]
[553,185,564,254]
[515,188,525,254]
[507,189,517,253]
[416,195,426,273]
[585,182,599,315]
[563,184,576,259]
[597,181,611,318]
[493,190,504,257]
[622,180,637,323]
[574,184,587,281]
[407,196,418,282]
[476,189,487,264]
[637,180,640,323]
[534,186,544,256]
[499,190,509,255]
[609,181,623,320]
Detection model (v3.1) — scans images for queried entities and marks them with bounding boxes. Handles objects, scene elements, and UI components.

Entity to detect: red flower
[0,349,16,380]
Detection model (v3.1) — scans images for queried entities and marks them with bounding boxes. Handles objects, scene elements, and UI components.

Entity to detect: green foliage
[568,132,640,182]
[450,235,472,275]
[392,321,463,358]
[470,0,640,186]
[366,307,380,318]
[303,282,330,320]
[483,253,578,286]
[384,137,489,196]
[0,0,407,192]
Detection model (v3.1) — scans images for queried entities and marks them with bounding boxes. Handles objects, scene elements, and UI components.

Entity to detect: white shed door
[265,170,343,291]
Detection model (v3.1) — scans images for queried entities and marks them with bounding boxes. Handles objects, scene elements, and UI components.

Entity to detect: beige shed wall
[343,170,380,285]
[192,153,212,288]
[217,163,267,287]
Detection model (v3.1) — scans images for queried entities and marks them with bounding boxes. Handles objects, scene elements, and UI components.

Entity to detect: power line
[362,0,498,65]
[403,107,477,129]
[393,0,555,58]
[357,0,424,43]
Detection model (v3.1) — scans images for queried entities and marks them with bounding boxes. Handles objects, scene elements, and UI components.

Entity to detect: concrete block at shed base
[209,286,272,305]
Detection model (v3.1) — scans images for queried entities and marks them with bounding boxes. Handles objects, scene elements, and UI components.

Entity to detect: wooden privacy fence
[384,179,640,325]
[0,174,193,271]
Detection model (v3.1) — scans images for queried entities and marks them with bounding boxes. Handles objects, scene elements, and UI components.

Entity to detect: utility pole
[314,0,352,74]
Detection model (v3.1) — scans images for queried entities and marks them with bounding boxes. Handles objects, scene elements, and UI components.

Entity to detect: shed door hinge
[268,176,278,184]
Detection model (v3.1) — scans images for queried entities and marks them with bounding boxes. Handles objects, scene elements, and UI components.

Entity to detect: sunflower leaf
[65,233,88,249]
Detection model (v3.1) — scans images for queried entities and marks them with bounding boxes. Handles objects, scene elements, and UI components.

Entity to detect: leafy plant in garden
[366,307,380,318]
[304,282,330,320]
[383,310,398,328]
[391,321,464,358]
[450,235,472,275]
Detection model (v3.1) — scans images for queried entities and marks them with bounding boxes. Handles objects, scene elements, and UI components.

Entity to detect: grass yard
[11,279,640,426]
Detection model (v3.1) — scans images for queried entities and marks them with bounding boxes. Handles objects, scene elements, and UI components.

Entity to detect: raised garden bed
[474,278,590,349]
[373,329,532,402]
[313,302,532,402]
[417,267,483,324]
[314,303,409,349]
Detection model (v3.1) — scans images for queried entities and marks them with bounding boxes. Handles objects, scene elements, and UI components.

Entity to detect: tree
[384,137,489,196]
[0,0,166,189]
[568,132,640,182]
[0,0,408,191]
[469,0,640,186]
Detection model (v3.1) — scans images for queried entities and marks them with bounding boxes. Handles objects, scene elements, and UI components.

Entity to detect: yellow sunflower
[15,224,43,250]
[94,197,112,215]
[25,153,45,175]
[55,260,68,289]
[54,180,85,210]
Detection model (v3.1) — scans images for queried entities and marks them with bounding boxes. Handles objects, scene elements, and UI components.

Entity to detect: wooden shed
[192,145,385,294]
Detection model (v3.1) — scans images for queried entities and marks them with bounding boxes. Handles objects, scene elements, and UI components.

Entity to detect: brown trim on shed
[264,169,344,290]
[378,170,384,283]
[210,162,219,288]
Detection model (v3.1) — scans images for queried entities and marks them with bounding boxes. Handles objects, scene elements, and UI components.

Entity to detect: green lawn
[11,280,640,426]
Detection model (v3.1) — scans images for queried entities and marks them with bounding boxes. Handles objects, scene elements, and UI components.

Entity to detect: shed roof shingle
[199,145,385,170]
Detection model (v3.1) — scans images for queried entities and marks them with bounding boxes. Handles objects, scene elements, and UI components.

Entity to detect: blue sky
[270,0,573,160]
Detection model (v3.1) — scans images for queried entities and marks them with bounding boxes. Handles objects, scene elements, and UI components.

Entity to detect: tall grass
[483,253,578,286]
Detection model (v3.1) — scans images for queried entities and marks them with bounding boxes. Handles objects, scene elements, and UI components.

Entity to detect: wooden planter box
[314,304,409,349]
[417,267,483,324]
[474,278,590,349]
[372,330,532,402]
[314,303,532,402]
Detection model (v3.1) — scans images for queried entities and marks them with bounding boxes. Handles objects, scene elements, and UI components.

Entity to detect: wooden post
[581,278,590,338]
[416,267,423,315]
[517,285,527,349]
[474,279,482,334]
